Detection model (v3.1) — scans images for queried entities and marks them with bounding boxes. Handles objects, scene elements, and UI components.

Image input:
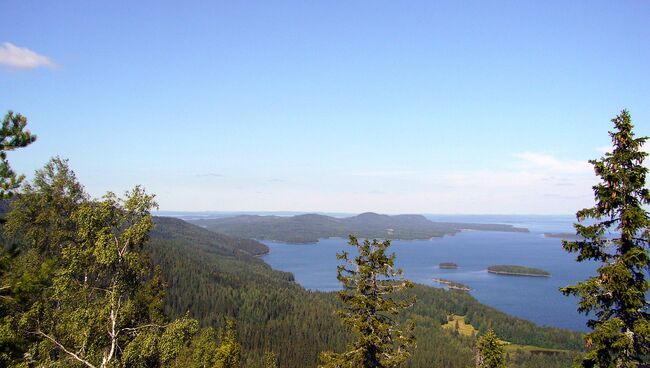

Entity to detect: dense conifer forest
[148,216,583,367]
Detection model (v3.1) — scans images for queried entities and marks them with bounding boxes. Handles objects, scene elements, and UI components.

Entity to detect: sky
[1,1,649,214]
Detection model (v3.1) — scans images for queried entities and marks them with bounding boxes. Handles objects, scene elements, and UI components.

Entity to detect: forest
[1,109,649,367]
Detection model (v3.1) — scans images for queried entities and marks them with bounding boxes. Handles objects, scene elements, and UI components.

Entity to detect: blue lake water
[261,215,597,332]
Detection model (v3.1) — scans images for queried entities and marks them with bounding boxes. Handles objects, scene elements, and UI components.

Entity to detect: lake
[261,215,597,332]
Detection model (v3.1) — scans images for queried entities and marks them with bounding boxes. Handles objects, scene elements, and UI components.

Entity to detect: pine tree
[476,329,506,368]
[0,111,36,199]
[561,109,650,367]
[319,236,415,368]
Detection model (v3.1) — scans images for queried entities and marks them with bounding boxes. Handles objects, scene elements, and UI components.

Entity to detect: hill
[148,217,581,367]
[187,212,529,244]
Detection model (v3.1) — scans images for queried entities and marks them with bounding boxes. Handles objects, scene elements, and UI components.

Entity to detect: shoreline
[432,278,471,291]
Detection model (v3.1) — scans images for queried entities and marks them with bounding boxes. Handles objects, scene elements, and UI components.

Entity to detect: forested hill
[152,216,270,256]
[187,212,529,244]
[147,217,581,367]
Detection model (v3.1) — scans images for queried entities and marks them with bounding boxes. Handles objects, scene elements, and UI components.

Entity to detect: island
[432,278,471,291]
[487,265,550,277]
[439,262,459,269]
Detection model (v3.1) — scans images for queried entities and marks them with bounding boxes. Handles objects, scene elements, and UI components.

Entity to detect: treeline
[189,212,527,244]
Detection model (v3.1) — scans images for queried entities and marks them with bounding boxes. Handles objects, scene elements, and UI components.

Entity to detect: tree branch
[120,322,168,334]
[34,330,96,368]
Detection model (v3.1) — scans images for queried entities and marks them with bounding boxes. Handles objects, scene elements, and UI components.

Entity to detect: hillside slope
[148,217,581,368]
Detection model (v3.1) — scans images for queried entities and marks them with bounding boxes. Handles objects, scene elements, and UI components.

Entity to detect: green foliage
[214,318,241,368]
[0,111,36,199]
[1,158,85,366]
[561,110,650,367]
[121,316,199,367]
[264,350,278,368]
[319,236,415,368]
[0,158,210,367]
[4,157,86,254]
[476,329,506,368]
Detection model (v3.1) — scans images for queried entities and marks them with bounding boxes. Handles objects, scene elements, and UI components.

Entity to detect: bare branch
[33,330,96,368]
[120,323,168,334]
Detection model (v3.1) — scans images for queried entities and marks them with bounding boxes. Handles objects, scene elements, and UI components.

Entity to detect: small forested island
[432,278,471,291]
[439,262,459,269]
[488,265,550,277]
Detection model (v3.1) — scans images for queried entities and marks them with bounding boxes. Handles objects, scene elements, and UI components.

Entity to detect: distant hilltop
[188,212,529,244]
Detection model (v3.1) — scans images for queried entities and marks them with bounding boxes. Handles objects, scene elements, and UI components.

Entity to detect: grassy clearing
[441,315,479,337]
[442,315,574,355]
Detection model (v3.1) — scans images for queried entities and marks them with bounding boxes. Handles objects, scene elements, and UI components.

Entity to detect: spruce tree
[561,109,650,367]
[319,236,415,368]
[476,329,506,368]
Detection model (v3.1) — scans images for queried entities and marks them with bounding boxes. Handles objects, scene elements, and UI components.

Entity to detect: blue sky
[1,1,648,214]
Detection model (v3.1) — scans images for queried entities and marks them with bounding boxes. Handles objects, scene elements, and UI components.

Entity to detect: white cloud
[513,152,590,173]
[0,42,57,69]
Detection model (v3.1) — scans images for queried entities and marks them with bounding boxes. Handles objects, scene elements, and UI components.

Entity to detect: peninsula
[189,212,529,244]
[432,278,471,292]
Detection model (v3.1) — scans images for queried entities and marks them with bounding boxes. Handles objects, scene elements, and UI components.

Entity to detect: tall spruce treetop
[561,109,650,367]
[0,111,37,199]
[319,236,415,368]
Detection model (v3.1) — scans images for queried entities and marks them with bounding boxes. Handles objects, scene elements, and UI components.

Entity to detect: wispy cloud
[0,42,57,69]
[342,169,421,177]
[513,152,590,173]
[195,173,224,178]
